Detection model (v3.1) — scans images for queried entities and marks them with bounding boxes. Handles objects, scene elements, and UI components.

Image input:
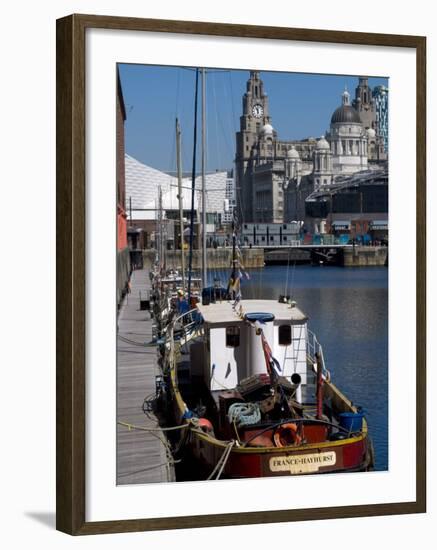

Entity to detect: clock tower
[235,71,272,223]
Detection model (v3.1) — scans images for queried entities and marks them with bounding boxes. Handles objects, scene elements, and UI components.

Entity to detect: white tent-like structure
[125,154,229,224]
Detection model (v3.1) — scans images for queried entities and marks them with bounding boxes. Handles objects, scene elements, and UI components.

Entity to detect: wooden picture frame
[56,13,426,535]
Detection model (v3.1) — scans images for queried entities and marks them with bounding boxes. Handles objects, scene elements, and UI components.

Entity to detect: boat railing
[307,329,330,380]
[164,308,203,348]
[171,307,200,327]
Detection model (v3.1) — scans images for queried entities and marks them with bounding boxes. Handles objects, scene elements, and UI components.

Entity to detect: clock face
[252,104,264,118]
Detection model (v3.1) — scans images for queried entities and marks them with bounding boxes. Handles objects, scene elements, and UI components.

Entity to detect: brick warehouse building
[116,69,130,304]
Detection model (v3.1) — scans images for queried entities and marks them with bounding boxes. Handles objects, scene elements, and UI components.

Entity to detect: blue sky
[118,64,388,173]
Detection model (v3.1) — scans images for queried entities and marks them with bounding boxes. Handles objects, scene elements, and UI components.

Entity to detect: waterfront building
[235,72,388,225]
[326,88,368,175]
[241,222,302,247]
[116,70,131,303]
[304,169,388,242]
[222,176,236,225]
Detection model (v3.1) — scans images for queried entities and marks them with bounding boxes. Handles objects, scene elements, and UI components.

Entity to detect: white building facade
[326,89,368,175]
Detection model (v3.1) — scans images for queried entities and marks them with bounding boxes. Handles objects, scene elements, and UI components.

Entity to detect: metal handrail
[307,329,329,380]
[168,308,199,329]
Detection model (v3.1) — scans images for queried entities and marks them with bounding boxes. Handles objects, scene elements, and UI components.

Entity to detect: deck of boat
[116,267,175,485]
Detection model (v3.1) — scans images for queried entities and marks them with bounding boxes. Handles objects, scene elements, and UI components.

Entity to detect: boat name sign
[269,451,336,474]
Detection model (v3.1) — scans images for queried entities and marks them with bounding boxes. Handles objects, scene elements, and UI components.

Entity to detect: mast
[176,118,185,289]
[226,215,238,300]
[187,69,199,304]
[201,67,207,289]
[158,186,164,272]
[231,218,237,283]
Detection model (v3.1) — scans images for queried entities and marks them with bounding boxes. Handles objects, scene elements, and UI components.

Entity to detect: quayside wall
[143,248,265,269]
[141,246,388,269]
[343,246,388,267]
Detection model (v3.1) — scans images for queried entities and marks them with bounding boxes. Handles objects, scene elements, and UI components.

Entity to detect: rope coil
[227,402,261,427]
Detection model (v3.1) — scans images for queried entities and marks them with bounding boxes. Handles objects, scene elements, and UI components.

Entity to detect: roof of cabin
[197,299,308,325]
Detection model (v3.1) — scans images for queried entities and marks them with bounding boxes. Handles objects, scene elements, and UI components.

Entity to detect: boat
[150,267,202,330]
[156,223,374,480]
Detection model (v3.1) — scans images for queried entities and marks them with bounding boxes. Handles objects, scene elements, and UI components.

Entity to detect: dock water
[116,267,175,484]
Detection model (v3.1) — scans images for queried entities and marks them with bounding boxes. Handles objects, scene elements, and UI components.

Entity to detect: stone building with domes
[235,71,388,224]
[327,88,368,175]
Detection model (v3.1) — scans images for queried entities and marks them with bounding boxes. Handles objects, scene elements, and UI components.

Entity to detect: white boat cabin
[194,300,309,400]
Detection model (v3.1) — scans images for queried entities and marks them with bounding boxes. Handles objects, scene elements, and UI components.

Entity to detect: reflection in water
[241,266,388,472]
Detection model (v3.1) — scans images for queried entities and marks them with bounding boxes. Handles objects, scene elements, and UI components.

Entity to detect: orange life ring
[274,423,302,447]
[197,418,214,433]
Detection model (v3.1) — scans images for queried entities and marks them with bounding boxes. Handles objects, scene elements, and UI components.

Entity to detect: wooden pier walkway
[116,267,175,485]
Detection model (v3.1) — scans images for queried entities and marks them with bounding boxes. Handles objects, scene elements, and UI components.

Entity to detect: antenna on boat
[176,118,185,290]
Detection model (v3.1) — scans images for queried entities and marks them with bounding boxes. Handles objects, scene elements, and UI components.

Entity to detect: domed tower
[327,88,368,174]
[284,145,301,189]
[313,136,333,189]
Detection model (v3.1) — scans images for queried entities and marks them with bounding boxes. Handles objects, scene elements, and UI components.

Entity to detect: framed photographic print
[56,14,426,535]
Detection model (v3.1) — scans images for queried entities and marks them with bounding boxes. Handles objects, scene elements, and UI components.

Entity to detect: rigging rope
[118,421,189,433]
[206,440,236,480]
[117,334,155,347]
[284,246,291,297]
[288,260,297,301]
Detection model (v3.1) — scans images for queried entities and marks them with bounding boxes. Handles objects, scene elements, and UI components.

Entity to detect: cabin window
[279,325,292,346]
[226,326,240,348]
